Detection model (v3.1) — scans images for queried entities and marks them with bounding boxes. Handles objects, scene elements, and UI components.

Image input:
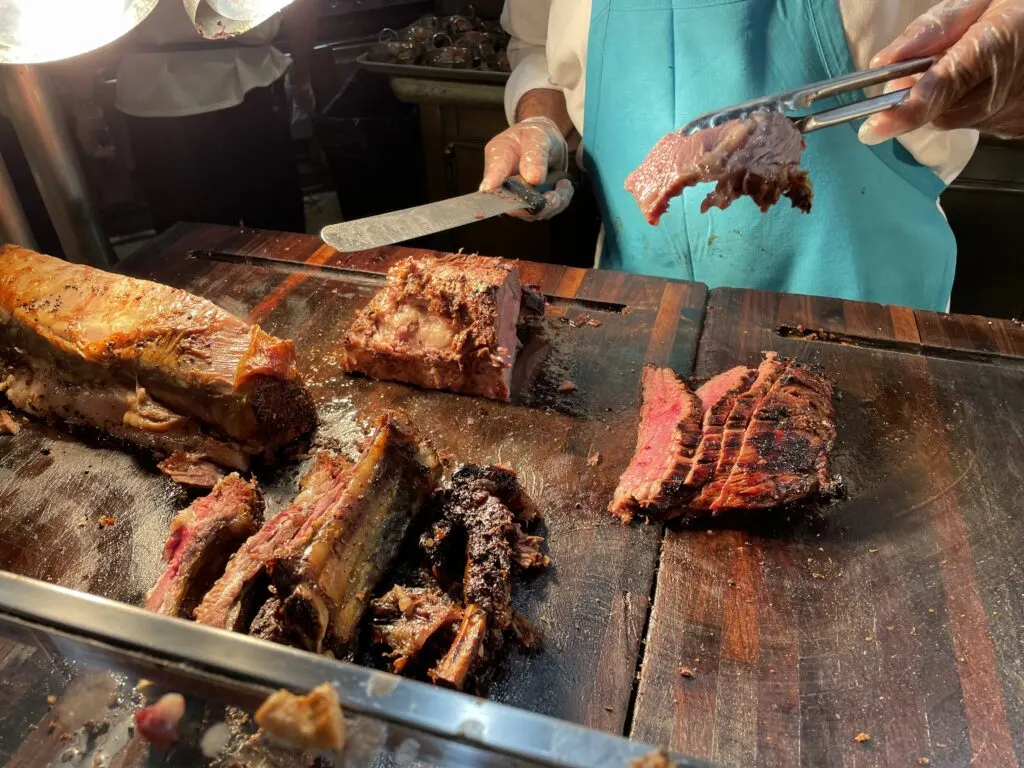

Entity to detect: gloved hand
[479,116,574,221]
[859,0,1024,144]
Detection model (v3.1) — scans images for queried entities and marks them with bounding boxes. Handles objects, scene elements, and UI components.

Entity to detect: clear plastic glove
[479,116,574,221]
[859,0,1024,144]
[71,101,115,161]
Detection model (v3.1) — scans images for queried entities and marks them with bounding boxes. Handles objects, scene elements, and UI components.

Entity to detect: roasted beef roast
[625,111,813,226]
[0,245,315,483]
[341,254,544,401]
[610,352,836,520]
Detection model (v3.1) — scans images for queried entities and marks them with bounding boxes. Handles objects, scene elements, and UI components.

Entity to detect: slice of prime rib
[340,254,545,401]
[688,353,787,511]
[146,474,264,618]
[250,412,441,654]
[194,452,353,632]
[0,245,316,483]
[711,359,836,511]
[608,366,704,522]
[625,110,813,226]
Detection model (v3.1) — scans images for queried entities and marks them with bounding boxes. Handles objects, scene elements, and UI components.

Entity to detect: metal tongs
[680,56,936,135]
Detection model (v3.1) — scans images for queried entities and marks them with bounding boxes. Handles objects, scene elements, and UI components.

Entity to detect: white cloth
[114,0,291,118]
[502,0,978,185]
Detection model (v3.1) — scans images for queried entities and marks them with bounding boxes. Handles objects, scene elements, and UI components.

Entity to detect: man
[481,0,1022,311]
[72,0,315,234]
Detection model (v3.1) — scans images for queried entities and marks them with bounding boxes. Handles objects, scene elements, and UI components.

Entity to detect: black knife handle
[503,172,572,216]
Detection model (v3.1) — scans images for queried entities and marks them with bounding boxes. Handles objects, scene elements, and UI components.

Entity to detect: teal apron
[584,0,956,311]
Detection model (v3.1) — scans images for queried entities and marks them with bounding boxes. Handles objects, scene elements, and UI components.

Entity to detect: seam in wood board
[623,523,667,740]
[775,324,1024,368]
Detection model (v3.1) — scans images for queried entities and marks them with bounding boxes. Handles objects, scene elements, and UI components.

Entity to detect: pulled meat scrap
[625,111,813,225]
[610,352,836,522]
[0,245,315,485]
[341,254,545,401]
[371,464,548,690]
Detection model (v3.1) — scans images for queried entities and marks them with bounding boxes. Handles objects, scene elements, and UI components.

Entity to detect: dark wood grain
[631,287,1024,768]
[0,224,707,748]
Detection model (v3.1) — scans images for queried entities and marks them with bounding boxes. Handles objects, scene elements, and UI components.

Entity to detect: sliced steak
[146,473,264,618]
[341,254,544,401]
[688,353,787,510]
[609,366,704,522]
[682,366,757,503]
[712,360,836,511]
[625,111,813,226]
[193,452,352,632]
[0,245,315,470]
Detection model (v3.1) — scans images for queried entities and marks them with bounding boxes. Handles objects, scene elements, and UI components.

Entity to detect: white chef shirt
[502,0,978,184]
[114,0,291,118]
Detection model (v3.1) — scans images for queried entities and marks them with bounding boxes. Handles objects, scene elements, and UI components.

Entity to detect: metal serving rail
[0,570,711,768]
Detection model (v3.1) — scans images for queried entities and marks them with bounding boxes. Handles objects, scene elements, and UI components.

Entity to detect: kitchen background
[10,0,1023,319]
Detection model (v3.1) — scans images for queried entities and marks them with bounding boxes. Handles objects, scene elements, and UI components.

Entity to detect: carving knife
[320,174,565,253]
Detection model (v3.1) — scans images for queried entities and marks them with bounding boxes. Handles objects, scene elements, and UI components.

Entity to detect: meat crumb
[678,666,696,678]
[0,410,20,435]
[587,452,601,467]
[134,693,186,750]
[917,759,930,766]
[47,694,57,705]
[630,749,673,768]
[254,683,346,752]
[854,732,871,743]
[557,380,577,394]
[98,515,116,528]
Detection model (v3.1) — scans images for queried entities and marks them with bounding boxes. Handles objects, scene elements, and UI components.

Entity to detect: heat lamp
[0,0,297,265]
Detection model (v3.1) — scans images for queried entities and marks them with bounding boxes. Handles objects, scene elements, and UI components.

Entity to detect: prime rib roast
[625,110,813,226]
[196,411,441,655]
[146,473,264,618]
[0,245,316,484]
[341,253,545,401]
[610,352,837,521]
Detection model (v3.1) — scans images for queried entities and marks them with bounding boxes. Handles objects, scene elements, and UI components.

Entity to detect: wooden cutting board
[631,289,1024,768]
[0,223,705,739]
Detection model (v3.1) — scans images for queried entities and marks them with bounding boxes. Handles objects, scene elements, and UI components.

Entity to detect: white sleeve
[501,0,555,126]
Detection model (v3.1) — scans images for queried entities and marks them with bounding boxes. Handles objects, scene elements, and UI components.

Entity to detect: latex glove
[71,101,116,161]
[859,0,1024,144]
[479,116,574,221]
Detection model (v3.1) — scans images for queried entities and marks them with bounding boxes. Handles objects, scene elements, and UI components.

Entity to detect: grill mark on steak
[683,366,757,499]
[625,111,813,226]
[609,366,704,522]
[262,412,441,654]
[340,254,544,401]
[193,452,352,632]
[689,353,787,510]
[712,360,836,511]
[0,244,315,468]
[146,474,264,619]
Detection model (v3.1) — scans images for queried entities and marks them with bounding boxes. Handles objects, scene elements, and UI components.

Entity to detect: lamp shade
[184,0,296,39]
[0,0,159,64]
